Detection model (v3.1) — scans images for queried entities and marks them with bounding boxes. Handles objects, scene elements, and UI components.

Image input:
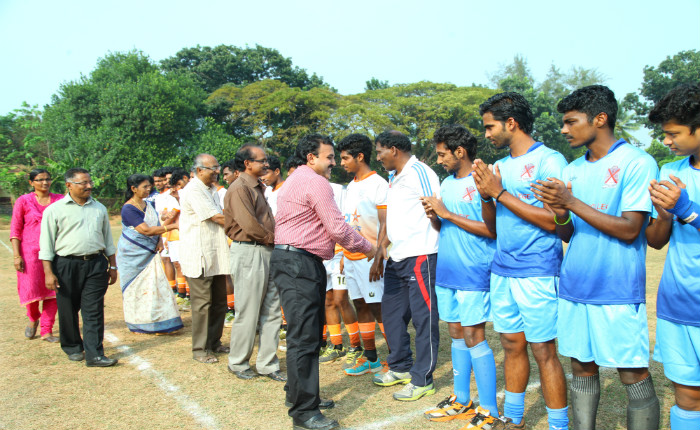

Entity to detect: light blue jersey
[436,174,496,291]
[560,140,658,304]
[654,157,700,326]
[492,142,567,277]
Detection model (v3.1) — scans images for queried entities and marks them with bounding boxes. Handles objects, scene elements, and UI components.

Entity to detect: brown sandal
[193,355,218,364]
[25,320,39,339]
[42,335,60,343]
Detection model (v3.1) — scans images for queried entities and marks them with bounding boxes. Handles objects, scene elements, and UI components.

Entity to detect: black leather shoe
[229,367,259,380]
[68,352,85,362]
[285,399,334,409]
[260,370,287,382]
[85,356,118,367]
[292,413,339,430]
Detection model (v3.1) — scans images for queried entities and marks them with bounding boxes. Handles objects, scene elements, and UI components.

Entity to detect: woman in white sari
[117,174,183,334]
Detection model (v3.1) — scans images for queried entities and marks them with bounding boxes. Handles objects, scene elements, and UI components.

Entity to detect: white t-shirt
[386,156,440,261]
[342,172,388,260]
[216,186,226,209]
[264,182,285,217]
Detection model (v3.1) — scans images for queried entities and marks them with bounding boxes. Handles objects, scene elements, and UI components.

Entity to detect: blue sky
[1,0,698,131]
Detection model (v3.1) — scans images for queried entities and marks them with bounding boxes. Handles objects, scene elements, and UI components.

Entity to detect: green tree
[161,44,329,94]
[43,50,207,196]
[626,50,700,138]
[645,139,682,167]
[365,78,390,91]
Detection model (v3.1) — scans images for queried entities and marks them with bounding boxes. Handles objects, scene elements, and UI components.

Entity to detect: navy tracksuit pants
[381,254,439,387]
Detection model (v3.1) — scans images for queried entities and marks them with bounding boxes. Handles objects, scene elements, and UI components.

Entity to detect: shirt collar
[239,172,263,188]
[63,193,94,205]
[585,138,627,161]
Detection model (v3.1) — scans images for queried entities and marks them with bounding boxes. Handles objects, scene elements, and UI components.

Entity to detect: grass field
[0,221,675,430]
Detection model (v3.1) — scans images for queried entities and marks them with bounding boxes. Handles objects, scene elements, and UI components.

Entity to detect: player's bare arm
[533,177,647,244]
[473,159,557,233]
[420,194,495,239]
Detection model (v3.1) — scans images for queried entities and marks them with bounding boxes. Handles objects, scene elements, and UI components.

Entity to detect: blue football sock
[671,405,700,430]
[504,390,526,425]
[546,406,569,430]
[452,337,472,405]
[469,340,498,417]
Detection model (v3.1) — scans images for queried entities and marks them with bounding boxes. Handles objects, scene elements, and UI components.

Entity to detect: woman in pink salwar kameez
[10,169,63,342]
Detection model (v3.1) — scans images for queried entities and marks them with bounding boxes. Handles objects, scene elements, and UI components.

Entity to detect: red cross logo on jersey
[605,166,620,187]
[521,163,535,179]
[351,209,361,223]
[463,186,476,202]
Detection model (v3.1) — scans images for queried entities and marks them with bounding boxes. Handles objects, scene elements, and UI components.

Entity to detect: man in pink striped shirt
[272,134,376,430]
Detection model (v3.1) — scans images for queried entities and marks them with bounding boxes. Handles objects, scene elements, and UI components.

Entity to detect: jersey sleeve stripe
[412,164,433,196]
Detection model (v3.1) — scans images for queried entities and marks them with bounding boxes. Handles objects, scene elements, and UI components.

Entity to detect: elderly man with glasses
[39,168,119,367]
[179,154,232,364]
[223,144,284,381]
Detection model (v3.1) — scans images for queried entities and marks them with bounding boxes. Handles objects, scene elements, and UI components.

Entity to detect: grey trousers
[227,242,281,373]
[186,273,227,358]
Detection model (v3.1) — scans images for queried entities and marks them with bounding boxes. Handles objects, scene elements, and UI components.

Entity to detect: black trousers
[53,255,109,361]
[271,248,325,422]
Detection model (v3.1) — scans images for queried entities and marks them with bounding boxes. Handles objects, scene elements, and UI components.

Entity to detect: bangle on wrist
[495,189,507,203]
[14,256,21,259]
[481,196,493,203]
[163,225,168,232]
[110,266,118,270]
[554,212,572,226]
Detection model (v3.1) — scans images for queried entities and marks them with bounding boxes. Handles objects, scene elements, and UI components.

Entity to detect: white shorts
[159,237,170,258]
[167,240,180,263]
[344,257,384,303]
[324,253,346,292]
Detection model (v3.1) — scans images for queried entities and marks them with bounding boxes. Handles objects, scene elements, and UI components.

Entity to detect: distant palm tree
[615,104,642,147]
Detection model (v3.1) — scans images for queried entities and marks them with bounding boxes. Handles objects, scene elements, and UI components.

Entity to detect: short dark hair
[557,85,618,129]
[169,168,189,186]
[295,134,334,162]
[125,174,151,203]
[433,125,478,160]
[221,159,237,173]
[29,168,50,182]
[234,144,262,171]
[284,155,305,170]
[375,131,412,153]
[649,83,700,133]
[152,168,164,178]
[161,166,176,175]
[267,155,281,172]
[64,168,89,181]
[479,92,534,135]
[337,134,373,164]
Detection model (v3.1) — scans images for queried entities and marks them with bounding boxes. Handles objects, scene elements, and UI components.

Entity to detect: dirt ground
[0,223,674,430]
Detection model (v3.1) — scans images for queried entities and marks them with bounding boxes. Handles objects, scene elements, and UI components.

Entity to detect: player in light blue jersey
[646,84,700,430]
[472,92,568,430]
[533,85,660,430]
[418,125,498,424]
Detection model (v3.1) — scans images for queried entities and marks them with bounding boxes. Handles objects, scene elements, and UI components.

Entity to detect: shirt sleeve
[621,153,658,213]
[310,179,371,254]
[39,206,57,261]
[540,151,567,181]
[121,204,146,227]
[375,179,388,209]
[102,206,116,256]
[10,195,25,240]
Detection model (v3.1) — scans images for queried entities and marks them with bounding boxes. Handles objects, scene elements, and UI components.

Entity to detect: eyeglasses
[250,158,269,164]
[32,178,52,182]
[67,180,94,186]
[199,165,221,171]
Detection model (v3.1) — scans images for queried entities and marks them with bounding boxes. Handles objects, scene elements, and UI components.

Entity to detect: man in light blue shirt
[472,92,568,430]
[533,85,659,430]
[646,83,700,430]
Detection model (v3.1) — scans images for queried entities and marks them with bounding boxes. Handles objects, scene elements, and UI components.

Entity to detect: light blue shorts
[654,318,700,386]
[490,274,558,343]
[558,299,649,368]
[435,285,491,327]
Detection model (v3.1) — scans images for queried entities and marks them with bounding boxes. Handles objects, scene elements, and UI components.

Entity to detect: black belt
[274,244,321,262]
[232,240,271,248]
[58,253,103,261]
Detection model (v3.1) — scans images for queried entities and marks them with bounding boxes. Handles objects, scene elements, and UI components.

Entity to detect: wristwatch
[110,266,118,270]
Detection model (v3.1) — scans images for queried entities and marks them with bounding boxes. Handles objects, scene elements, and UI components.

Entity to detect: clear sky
[1,0,698,120]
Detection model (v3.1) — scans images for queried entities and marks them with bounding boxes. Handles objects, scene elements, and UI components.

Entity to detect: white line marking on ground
[0,238,12,253]
[104,332,220,430]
